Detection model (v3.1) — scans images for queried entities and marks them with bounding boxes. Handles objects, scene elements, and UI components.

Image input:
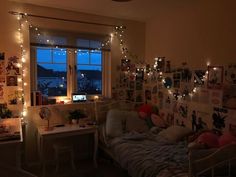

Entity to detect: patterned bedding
[108,131,189,177]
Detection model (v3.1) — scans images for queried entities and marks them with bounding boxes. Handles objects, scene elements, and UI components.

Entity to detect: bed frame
[94,100,236,177]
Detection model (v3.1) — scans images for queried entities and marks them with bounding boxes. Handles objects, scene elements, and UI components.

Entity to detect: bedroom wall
[145,0,236,68]
[0,0,145,164]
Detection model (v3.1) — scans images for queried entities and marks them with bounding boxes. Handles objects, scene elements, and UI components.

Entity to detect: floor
[23,158,129,177]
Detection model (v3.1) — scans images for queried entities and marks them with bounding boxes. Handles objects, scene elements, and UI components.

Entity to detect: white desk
[37,124,98,176]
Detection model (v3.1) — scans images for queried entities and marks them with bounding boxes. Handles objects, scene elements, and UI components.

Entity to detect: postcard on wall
[8,90,18,105]
[223,85,236,110]
[126,90,135,101]
[198,88,210,104]
[0,61,5,75]
[0,76,5,84]
[145,87,152,101]
[121,59,130,72]
[117,89,126,100]
[225,64,236,85]
[0,84,4,99]
[136,81,143,90]
[135,91,143,102]
[210,90,223,106]
[212,107,228,132]
[207,66,224,89]
[0,52,5,60]
[6,76,18,86]
[193,70,206,87]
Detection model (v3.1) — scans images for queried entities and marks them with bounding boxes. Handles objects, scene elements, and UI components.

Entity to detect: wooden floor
[23,159,129,177]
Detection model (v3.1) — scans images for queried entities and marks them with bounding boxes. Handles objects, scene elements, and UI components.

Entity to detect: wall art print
[225,63,236,85]
[207,66,224,89]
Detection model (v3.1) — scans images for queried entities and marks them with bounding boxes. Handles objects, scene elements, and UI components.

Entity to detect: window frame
[31,46,103,100]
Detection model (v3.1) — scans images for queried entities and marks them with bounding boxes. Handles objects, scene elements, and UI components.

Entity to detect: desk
[37,124,98,176]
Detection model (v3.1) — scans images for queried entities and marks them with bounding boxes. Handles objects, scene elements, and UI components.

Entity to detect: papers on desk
[0,118,22,143]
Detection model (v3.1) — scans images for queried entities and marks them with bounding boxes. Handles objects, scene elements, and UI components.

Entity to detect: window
[37,48,67,97]
[32,33,109,99]
[76,49,102,94]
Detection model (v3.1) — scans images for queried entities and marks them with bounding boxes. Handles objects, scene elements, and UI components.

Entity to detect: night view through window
[37,47,102,97]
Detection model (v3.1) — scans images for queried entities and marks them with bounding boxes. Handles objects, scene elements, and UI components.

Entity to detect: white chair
[53,141,76,172]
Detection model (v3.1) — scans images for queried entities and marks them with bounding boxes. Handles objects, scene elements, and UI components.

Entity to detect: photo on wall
[0,52,5,60]
[212,107,228,132]
[6,76,17,86]
[193,70,206,87]
[223,85,236,110]
[0,61,5,75]
[225,64,236,85]
[207,66,224,89]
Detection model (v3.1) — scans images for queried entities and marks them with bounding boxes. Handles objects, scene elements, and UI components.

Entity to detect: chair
[53,141,76,172]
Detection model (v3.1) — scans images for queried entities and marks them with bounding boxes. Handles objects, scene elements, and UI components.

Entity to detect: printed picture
[173,72,181,88]
[136,69,144,81]
[207,66,224,89]
[225,64,236,85]
[136,81,143,90]
[6,76,17,86]
[193,70,206,87]
[191,110,209,132]
[0,84,3,99]
[6,62,20,75]
[223,85,236,110]
[0,76,5,83]
[0,52,5,60]
[135,91,143,102]
[212,107,228,132]
[126,90,134,101]
[0,61,5,75]
[121,59,130,71]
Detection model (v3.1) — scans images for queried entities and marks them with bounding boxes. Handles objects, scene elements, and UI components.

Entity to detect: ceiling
[11,0,164,22]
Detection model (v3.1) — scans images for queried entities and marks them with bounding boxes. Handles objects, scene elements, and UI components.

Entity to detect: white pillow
[158,125,192,142]
[125,111,149,133]
[106,109,126,138]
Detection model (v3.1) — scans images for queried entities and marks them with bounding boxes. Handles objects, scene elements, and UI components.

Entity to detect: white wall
[145,0,236,68]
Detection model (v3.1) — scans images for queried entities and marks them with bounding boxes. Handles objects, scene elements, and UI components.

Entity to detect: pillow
[151,113,166,128]
[126,111,149,133]
[197,132,219,148]
[105,109,126,138]
[158,125,192,143]
[218,132,236,147]
[138,104,153,119]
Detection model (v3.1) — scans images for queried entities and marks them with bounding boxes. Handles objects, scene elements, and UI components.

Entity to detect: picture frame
[207,66,224,89]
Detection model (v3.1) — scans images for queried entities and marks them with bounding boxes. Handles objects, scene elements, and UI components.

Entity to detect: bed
[95,100,236,177]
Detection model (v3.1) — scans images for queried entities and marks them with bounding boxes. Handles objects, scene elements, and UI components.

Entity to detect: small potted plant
[68,109,86,124]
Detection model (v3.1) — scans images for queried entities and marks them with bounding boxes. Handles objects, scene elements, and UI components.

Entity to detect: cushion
[218,132,236,147]
[158,125,192,142]
[138,104,153,119]
[197,132,219,148]
[126,111,149,133]
[106,109,126,138]
[151,113,166,128]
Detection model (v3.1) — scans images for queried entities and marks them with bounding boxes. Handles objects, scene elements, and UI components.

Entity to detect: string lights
[11,11,132,121]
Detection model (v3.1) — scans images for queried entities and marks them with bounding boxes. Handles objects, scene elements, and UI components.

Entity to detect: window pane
[37,48,52,63]
[37,63,67,97]
[90,50,102,65]
[77,50,89,64]
[77,69,102,94]
[53,49,67,63]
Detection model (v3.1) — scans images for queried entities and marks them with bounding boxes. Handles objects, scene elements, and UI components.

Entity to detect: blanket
[109,131,188,177]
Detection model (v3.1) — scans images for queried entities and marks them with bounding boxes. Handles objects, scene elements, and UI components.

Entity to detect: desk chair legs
[53,144,76,173]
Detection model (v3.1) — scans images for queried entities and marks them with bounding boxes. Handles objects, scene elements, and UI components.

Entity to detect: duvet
[108,131,188,177]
